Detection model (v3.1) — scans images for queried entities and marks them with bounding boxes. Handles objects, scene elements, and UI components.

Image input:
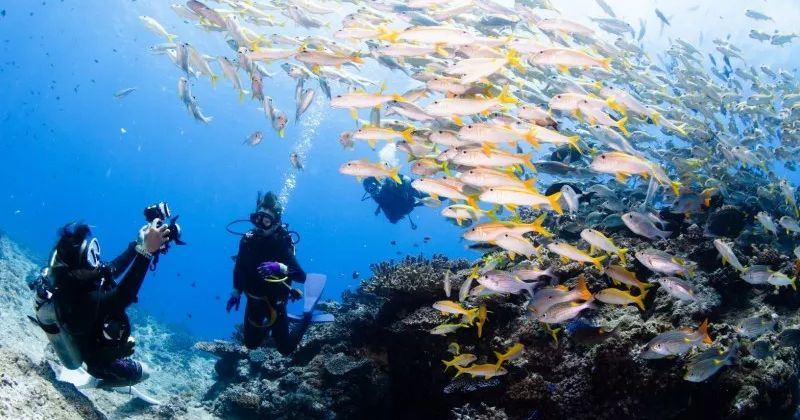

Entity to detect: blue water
[0,0,473,339]
[2,0,800,341]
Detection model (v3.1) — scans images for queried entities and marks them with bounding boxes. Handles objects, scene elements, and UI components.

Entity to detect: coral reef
[196,206,800,419]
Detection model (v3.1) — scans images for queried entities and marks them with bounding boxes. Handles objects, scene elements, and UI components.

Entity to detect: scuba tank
[31,259,83,369]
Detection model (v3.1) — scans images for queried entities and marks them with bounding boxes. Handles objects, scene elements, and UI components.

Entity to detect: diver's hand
[289,288,303,302]
[258,261,288,278]
[136,219,170,257]
[226,290,241,312]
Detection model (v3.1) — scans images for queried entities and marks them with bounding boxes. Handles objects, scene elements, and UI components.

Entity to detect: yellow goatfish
[463,214,552,242]
[353,126,414,149]
[424,85,518,125]
[339,159,402,183]
[454,363,508,379]
[594,288,648,310]
[480,187,563,214]
[580,228,628,264]
[442,353,477,372]
[546,241,608,270]
[494,343,524,367]
[603,265,653,290]
[529,47,610,71]
[432,300,480,324]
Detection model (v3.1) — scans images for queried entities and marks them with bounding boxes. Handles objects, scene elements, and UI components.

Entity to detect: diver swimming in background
[226,192,323,354]
[362,174,425,230]
[29,204,179,388]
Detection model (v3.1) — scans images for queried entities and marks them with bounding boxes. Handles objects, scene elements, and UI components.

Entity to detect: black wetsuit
[364,175,424,227]
[233,227,308,354]
[56,242,150,385]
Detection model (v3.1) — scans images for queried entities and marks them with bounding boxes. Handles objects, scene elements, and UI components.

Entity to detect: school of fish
[139,0,800,384]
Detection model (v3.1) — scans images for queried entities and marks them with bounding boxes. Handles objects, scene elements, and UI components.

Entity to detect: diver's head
[251,191,283,235]
[52,222,102,271]
[363,177,381,196]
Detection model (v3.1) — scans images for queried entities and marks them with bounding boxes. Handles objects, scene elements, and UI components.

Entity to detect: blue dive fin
[287,311,335,323]
[303,273,326,313]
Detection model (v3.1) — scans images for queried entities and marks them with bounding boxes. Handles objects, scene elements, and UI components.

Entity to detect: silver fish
[622,212,672,240]
[295,88,316,123]
[477,270,536,295]
[684,343,737,383]
[735,314,777,339]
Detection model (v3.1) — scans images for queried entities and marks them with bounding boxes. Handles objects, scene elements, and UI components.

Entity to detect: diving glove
[136,219,170,257]
[226,289,242,312]
[258,261,288,278]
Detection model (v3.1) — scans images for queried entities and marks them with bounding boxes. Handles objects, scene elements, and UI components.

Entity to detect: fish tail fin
[699,319,712,344]
[466,195,480,211]
[675,123,688,137]
[167,34,177,43]
[388,167,402,184]
[547,191,563,215]
[441,360,453,372]
[670,180,682,197]
[351,54,364,64]
[792,277,798,291]
[606,96,627,115]
[601,57,611,70]
[239,90,246,103]
[532,213,553,237]
[636,289,648,311]
[441,161,452,176]
[486,208,499,221]
[701,188,713,207]
[210,74,219,88]
[453,364,466,377]
[616,116,630,137]
[576,276,591,300]
[506,49,525,72]
[618,248,628,265]
[568,135,582,153]
[435,43,449,58]
[401,127,414,142]
[377,27,399,43]
[650,110,661,125]
[498,85,518,104]
[493,351,505,366]
[521,152,536,172]
[523,177,539,193]
[466,308,480,325]
[593,255,608,270]
[525,130,540,148]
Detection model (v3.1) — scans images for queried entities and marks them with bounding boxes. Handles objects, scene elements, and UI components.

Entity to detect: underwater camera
[143,202,187,255]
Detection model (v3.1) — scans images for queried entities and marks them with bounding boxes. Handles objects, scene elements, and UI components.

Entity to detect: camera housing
[144,202,186,254]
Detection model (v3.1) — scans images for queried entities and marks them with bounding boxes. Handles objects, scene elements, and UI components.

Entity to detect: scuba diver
[362,174,425,229]
[226,192,327,354]
[30,203,178,388]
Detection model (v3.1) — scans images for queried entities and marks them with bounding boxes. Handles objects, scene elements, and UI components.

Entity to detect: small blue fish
[113,87,137,99]
[655,9,670,26]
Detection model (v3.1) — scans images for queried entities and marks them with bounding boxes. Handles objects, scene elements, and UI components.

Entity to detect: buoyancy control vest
[31,251,83,369]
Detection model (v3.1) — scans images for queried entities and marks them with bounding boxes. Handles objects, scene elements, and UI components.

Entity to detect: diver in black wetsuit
[226,192,310,354]
[362,174,425,229]
[34,219,170,387]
